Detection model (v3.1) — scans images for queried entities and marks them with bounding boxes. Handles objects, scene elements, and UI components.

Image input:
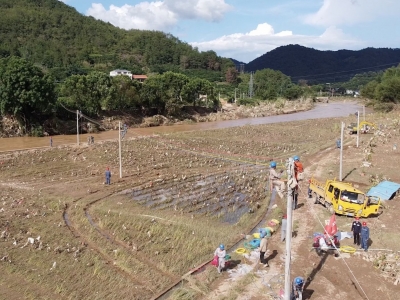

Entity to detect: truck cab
[310,178,381,217]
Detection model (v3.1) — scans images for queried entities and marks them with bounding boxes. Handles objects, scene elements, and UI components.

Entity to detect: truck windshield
[340,191,365,204]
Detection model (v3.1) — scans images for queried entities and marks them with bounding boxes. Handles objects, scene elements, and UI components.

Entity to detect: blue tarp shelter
[367,181,400,200]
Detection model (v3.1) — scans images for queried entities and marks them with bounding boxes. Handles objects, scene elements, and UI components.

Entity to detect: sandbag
[211,255,218,266]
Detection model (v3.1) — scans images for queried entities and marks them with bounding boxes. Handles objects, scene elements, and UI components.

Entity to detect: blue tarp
[367,181,400,200]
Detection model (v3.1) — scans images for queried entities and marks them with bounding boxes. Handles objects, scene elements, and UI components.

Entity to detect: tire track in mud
[62,200,153,294]
[82,195,180,283]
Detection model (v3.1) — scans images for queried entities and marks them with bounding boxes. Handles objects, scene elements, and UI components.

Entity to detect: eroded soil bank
[1,98,314,138]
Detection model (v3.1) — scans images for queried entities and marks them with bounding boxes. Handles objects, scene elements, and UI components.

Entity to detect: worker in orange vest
[293,156,304,210]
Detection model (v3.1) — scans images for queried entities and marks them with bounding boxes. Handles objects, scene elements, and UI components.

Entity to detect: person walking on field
[351,216,362,246]
[214,244,226,273]
[361,222,370,252]
[105,167,111,185]
[50,136,53,147]
[269,161,285,199]
[281,215,288,242]
[259,232,269,267]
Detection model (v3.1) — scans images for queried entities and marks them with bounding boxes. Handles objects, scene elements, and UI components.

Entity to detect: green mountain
[0,0,233,80]
[245,44,400,83]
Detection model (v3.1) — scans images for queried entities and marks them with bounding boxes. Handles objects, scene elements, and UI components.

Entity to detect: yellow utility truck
[309,177,381,217]
[347,121,376,135]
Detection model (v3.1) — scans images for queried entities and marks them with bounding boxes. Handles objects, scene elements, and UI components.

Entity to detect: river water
[0,101,362,152]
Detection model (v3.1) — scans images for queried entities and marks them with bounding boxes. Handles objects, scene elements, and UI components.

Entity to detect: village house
[109,69,132,78]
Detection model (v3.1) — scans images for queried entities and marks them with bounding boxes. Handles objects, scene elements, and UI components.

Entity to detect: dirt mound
[0,115,22,137]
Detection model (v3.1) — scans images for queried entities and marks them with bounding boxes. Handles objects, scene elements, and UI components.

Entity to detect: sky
[60,0,400,63]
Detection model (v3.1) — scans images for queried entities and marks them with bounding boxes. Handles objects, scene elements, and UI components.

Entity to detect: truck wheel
[328,205,335,214]
[313,193,319,204]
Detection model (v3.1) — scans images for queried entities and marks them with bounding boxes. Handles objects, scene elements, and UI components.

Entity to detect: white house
[109,69,132,79]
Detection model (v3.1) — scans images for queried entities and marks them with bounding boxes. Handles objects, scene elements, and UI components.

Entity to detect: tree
[140,75,167,114]
[182,78,215,107]
[225,67,238,84]
[111,75,142,110]
[283,84,303,100]
[374,77,400,102]
[253,69,291,100]
[59,72,114,115]
[0,56,56,131]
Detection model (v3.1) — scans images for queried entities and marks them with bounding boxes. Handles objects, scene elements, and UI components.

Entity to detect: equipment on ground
[347,121,376,135]
[309,176,382,217]
[312,233,340,255]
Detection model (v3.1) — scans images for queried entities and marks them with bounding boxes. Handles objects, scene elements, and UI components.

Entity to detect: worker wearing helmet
[293,156,304,210]
[360,222,370,252]
[351,216,362,246]
[292,276,305,300]
[214,244,226,273]
[269,161,285,199]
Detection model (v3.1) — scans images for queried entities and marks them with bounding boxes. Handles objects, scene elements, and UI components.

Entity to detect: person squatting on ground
[214,244,226,273]
[105,167,111,185]
[291,276,306,300]
[269,161,285,199]
[361,222,370,252]
[351,216,362,246]
[258,232,269,267]
[281,215,287,242]
[307,179,312,198]
[293,155,304,210]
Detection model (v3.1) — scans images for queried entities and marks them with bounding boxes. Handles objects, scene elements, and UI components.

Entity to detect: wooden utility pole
[119,122,122,178]
[76,110,79,146]
[357,111,360,148]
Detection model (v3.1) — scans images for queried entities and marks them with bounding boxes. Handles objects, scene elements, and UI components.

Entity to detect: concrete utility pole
[284,157,295,300]
[357,111,360,148]
[76,110,80,146]
[339,122,344,181]
[234,88,238,103]
[249,72,254,99]
[118,122,122,178]
[363,105,365,121]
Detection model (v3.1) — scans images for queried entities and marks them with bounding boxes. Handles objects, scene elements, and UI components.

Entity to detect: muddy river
[0,101,363,152]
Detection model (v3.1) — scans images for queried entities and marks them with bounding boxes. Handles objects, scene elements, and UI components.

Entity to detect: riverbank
[0,98,314,138]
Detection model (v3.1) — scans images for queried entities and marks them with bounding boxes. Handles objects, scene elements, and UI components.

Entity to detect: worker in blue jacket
[351,216,362,246]
[360,222,370,252]
[105,167,111,185]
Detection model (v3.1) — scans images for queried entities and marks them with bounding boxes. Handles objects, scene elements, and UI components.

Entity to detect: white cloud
[304,0,400,27]
[164,0,231,22]
[87,2,176,30]
[191,23,364,62]
[86,0,232,30]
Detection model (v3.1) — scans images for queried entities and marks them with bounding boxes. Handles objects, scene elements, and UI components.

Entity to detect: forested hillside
[0,0,233,81]
[245,45,400,83]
